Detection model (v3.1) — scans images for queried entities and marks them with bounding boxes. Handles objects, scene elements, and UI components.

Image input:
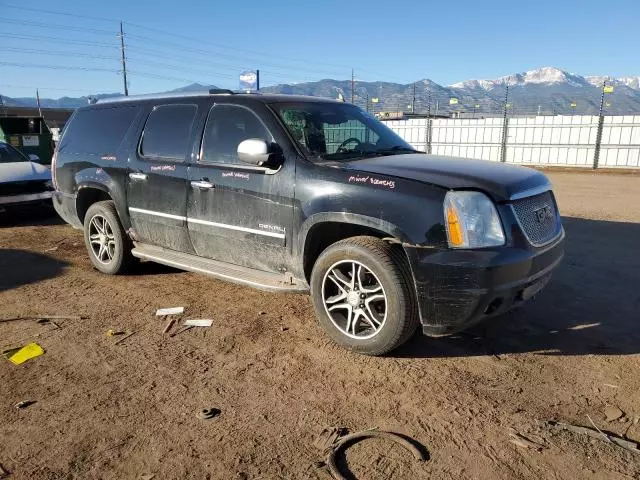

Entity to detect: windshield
[272,102,418,161]
[0,142,28,163]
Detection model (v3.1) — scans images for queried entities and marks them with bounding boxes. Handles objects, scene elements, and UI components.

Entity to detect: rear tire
[310,236,419,356]
[83,200,134,275]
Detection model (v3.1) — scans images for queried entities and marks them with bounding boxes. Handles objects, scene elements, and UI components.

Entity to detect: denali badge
[534,205,554,223]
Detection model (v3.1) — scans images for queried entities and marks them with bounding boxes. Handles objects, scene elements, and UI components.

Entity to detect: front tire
[83,200,134,275]
[310,236,419,356]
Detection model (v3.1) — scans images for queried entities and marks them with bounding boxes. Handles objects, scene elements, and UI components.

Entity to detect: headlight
[444,191,505,248]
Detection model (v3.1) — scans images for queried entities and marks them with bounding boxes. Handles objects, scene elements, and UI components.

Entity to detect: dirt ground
[1,171,640,480]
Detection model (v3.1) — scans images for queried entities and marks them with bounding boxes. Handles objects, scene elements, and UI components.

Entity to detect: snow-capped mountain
[2,66,639,115]
[451,67,593,90]
[586,75,640,90]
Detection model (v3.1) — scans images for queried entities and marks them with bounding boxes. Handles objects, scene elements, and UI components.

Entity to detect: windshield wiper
[374,145,421,154]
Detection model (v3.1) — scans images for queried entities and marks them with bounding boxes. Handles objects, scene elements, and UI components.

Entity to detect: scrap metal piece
[549,421,640,455]
[196,408,220,420]
[14,400,36,410]
[155,307,184,316]
[114,331,136,345]
[183,319,213,328]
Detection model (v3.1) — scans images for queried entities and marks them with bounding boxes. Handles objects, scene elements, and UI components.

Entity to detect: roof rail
[98,89,235,105]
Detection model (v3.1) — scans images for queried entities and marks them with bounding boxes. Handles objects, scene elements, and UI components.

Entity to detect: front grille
[511,191,561,246]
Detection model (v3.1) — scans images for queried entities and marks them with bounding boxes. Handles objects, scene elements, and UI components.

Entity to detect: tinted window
[0,143,28,163]
[141,104,197,160]
[60,106,139,155]
[201,105,271,164]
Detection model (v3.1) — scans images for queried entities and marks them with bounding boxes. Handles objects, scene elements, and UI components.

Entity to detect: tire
[83,200,134,275]
[310,236,419,356]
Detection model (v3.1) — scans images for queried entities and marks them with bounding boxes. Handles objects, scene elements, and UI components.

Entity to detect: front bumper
[0,191,53,207]
[410,229,565,336]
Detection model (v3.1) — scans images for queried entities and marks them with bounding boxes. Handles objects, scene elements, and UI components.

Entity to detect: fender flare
[74,168,129,226]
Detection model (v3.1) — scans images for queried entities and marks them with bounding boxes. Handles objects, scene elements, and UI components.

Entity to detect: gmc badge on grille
[534,205,554,223]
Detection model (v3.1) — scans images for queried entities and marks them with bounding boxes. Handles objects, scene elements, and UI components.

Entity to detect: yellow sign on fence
[604,85,614,93]
[449,98,459,105]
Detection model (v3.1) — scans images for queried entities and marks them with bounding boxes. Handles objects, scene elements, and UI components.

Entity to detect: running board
[131,244,309,293]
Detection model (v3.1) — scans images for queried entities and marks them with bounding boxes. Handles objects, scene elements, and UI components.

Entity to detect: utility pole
[351,68,355,104]
[500,84,509,163]
[36,89,42,117]
[412,82,416,114]
[119,22,129,96]
[593,80,607,169]
[426,90,432,154]
[256,69,260,91]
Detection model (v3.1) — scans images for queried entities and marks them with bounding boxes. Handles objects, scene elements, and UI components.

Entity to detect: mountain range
[2,67,639,116]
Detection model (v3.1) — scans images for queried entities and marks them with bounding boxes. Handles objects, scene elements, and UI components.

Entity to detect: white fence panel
[430,117,503,162]
[599,115,640,168]
[506,115,597,167]
[383,114,640,169]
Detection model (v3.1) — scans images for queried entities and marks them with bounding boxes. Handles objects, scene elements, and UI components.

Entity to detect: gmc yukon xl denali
[52,91,565,355]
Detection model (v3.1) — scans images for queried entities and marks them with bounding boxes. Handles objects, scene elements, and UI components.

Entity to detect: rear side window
[140,104,197,160]
[201,104,271,165]
[60,106,139,155]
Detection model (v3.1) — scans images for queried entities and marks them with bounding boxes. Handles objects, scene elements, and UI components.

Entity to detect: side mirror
[237,138,282,167]
[28,154,41,162]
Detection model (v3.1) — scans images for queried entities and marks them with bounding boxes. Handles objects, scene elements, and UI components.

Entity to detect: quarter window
[60,106,139,156]
[140,104,197,160]
[201,105,271,164]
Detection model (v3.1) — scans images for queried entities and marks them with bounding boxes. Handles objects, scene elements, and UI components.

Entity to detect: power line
[129,59,241,81]
[124,21,356,72]
[0,17,116,35]
[0,47,117,61]
[0,3,415,84]
[127,70,211,85]
[0,33,118,48]
[0,84,101,94]
[0,3,117,23]
[0,60,120,73]
[125,37,349,79]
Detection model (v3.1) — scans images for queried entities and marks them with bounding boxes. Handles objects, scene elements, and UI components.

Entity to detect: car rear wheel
[83,200,134,275]
[310,236,419,356]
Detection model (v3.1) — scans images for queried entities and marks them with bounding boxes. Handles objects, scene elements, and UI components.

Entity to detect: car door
[126,103,199,253]
[187,102,294,274]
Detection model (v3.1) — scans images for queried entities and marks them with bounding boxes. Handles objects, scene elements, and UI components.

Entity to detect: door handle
[129,172,148,181]
[190,180,214,190]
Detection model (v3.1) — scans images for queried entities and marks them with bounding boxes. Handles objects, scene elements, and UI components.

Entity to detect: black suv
[52,91,564,355]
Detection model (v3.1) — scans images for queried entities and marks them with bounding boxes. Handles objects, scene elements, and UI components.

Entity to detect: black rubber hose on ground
[326,430,427,480]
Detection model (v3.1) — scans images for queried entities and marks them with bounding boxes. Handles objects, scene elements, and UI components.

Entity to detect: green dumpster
[0,116,55,165]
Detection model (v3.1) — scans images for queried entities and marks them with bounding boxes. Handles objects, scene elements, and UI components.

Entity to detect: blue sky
[0,0,638,98]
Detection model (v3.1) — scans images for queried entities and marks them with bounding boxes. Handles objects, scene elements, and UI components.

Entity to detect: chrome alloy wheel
[88,214,116,265]
[321,260,387,339]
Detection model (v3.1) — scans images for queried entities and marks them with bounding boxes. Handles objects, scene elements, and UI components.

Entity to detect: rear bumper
[52,191,82,228]
[0,191,53,207]
[410,229,565,336]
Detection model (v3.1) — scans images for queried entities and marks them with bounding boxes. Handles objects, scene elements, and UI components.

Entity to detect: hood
[343,154,550,201]
[0,161,51,184]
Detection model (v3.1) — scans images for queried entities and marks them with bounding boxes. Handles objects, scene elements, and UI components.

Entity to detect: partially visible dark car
[0,141,53,212]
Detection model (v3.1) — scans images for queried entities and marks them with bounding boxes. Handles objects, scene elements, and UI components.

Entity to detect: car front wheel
[310,236,418,356]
